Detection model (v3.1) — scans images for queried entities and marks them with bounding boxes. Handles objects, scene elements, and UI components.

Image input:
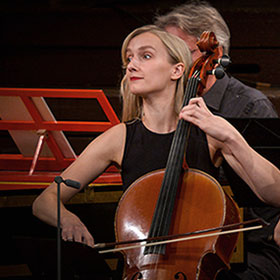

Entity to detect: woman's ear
[171,63,185,80]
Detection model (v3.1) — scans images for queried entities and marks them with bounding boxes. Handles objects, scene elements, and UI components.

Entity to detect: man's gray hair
[155,0,230,55]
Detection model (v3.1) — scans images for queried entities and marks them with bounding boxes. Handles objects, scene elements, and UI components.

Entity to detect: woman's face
[125,32,177,97]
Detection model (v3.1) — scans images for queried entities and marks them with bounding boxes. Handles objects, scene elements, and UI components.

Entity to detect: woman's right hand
[61,210,94,248]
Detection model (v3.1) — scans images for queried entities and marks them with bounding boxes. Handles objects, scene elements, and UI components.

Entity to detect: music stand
[0,95,76,166]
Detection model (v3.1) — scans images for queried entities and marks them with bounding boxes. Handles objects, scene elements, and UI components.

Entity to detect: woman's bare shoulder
[101,122,126,140]
[93,122,126,166]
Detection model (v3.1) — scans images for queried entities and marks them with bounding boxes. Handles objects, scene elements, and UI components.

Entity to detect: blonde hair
[120,25,192,122]
[154,0,230,55]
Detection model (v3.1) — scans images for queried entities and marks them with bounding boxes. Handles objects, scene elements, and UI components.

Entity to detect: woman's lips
[130,77,143,81]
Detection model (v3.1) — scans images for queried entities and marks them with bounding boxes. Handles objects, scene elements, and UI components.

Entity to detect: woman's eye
[126,56,132,63]
[143,54,151,59]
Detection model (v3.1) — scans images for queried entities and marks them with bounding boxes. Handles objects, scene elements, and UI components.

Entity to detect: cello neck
[145,75,200,255]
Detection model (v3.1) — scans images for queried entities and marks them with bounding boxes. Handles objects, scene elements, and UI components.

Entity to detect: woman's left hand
[179,97,230,143]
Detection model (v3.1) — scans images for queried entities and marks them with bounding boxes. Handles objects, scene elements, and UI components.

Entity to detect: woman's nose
[127,57,139,72]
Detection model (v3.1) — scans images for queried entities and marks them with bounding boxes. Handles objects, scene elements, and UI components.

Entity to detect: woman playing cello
[33,25,280,279]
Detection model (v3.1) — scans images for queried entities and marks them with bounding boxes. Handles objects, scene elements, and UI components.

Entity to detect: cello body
[115,168,241,280]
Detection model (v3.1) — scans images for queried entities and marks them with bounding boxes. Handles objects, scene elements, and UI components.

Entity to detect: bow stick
[94,218,268,254]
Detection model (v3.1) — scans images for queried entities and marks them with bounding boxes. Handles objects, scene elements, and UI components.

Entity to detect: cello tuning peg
[213,55,231,68]
[219,55,231,68]
[207,66,225,79]
[213,66,225,79]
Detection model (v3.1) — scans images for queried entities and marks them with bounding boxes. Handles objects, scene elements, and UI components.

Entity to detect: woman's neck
[141,93,178,134]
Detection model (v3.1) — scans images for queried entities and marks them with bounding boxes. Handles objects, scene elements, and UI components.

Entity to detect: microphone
[64,179,81,189]
[54,176,81,189]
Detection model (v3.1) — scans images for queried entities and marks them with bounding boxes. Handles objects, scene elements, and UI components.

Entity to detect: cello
[112,31,240,279]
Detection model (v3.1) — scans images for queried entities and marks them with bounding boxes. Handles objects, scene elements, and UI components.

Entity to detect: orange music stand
[0,87,122,190]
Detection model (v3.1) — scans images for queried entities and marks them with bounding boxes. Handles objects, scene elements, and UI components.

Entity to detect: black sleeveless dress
[121,119,219,191]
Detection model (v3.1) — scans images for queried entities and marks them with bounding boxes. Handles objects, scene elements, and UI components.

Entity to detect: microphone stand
[54,176,63,280]
[54,176,80,280]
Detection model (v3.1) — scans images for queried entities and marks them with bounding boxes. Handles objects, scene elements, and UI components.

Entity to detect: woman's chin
[130,90,145,97]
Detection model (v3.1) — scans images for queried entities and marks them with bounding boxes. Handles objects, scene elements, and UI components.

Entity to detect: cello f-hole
[174,271,187,279]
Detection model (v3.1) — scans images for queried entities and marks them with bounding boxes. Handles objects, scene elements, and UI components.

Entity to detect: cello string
[144,91,190,254]
[144,79,193,253]
[150,78,194,238]
[147,75,199,255]
[162,76,198,227]
[155,72,200,253]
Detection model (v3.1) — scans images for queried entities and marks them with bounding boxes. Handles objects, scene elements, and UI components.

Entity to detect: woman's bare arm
[179,97,280,207]
[32,123,126,247]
